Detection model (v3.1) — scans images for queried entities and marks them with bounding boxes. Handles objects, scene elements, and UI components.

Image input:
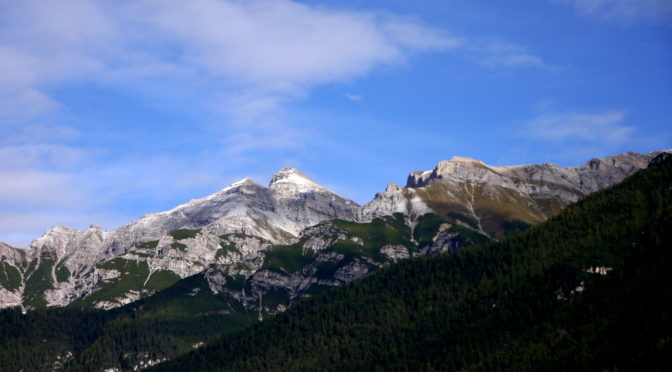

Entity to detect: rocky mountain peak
[448,156,484,164]
[229,177,257,187]
[0,242,24,262]
[385,183,402,193]
[269,168,325,193]
[161,178,263,214]
[406,157,490,188]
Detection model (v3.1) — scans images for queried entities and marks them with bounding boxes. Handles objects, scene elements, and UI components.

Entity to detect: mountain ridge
[0,149,667,311]
[1,151,670,371]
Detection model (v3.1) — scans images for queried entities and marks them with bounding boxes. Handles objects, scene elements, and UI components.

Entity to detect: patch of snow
[269,168,325,193]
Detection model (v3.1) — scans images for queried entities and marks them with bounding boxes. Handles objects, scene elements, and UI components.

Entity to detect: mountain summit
[269,168,322,190]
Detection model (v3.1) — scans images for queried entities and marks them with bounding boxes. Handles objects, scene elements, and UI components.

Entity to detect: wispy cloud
[0,144,87,169]
[0,0,116,119]
[474,43,555,70]
[0,0,460,121]
[344,93,363,102]
[510,107,667,165]
[524,110,634,145]
[555,0,672,22]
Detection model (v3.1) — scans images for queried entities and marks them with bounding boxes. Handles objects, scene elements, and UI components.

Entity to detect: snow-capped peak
[269,168,324,193]
[229,177,256,188]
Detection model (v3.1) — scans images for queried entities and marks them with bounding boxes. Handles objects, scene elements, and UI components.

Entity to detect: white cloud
[0,0,116,119]
[476,43,553,70]
[133,1,391,90]
[0,0,550,124]
[126,0,460,120]
[524,110,634,145]
[344,93,363,101]
[382,20,462,50]
[0,0,459,122]
[556,0,672,22]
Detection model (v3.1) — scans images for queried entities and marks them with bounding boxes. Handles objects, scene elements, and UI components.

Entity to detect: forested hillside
[154,154,672,371]
[0,275,258,371]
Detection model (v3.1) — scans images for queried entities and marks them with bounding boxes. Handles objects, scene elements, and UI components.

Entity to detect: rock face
[0,243,25,309]
[362,151,662,237]
[93,169,359,258]
[199,215,418,317]
[266,168,360,238]
[31,169,359,272]
[0,150,666,310]
[0,242,26,263]
[360,182,432,221]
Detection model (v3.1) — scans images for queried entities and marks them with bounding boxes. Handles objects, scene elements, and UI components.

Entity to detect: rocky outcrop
[360,183,432,221]
[380,244,411,262]
[28,225,108,278]
[0,242,26,264]
[0,243,25,309]
[406,152,654,197]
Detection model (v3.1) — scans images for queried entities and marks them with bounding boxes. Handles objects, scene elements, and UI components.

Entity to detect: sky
[1,0,671,247]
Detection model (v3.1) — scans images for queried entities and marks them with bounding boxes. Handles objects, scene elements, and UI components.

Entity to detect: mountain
[363,151,655,237]
[152,152,672,372]
[0,150,664,312]
[0,150,669,371]
[1,168,360,309]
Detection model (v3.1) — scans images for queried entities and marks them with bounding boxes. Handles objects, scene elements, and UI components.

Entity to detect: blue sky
[1,0,670,247]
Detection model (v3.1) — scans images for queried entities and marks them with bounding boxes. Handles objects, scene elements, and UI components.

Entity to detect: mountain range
[0,150,664,313]
[1,149,670,371]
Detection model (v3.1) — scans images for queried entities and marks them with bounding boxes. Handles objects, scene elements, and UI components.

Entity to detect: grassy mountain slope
[153,155,672,371]
[414,181,552,237]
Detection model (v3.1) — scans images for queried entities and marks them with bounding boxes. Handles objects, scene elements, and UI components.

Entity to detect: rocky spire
[385,183,402,192]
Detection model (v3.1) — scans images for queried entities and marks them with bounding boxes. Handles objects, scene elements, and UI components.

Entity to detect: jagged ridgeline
[152,154,672,371]
[0,151,659,311]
